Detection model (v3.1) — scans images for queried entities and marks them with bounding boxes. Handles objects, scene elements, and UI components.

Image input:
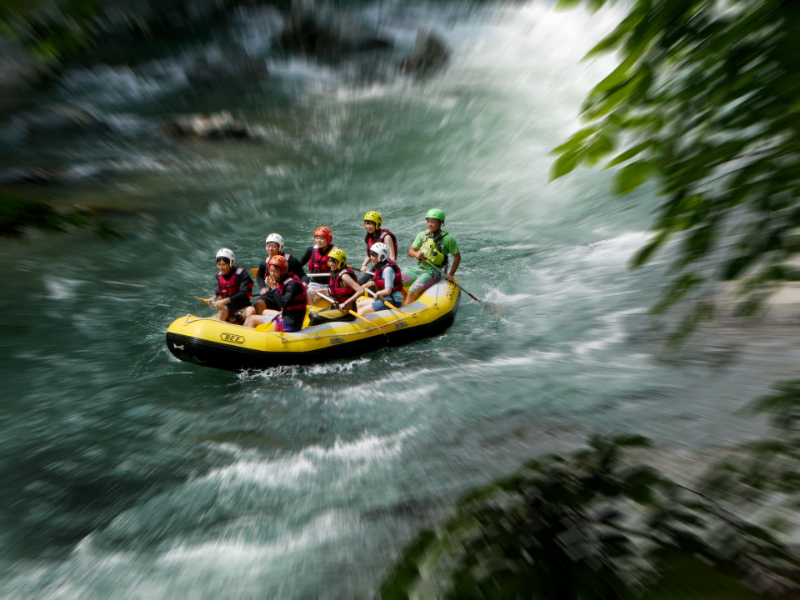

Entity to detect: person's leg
[357,298,374,316]
[244,314,264,328]
[217,307,229,321]
[406,270,439,303]
[244,309,279,328]
[248,298,266,317]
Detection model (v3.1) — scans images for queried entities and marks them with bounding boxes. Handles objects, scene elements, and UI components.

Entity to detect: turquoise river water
[0,2,794,597]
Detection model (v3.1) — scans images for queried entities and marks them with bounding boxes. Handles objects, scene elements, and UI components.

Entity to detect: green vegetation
[551,0,800,335]
[0,0,100,64]
[0,190,117,238]
[381,397,800,598]
[383,0,800,597]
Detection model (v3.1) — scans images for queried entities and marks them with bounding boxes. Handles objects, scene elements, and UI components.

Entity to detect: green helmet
[426,208,445,222]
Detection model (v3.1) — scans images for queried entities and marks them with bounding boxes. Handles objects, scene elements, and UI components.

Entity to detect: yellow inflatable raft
[166,279,461,371]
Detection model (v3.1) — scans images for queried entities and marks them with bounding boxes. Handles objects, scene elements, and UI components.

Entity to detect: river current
[0,2,793,597]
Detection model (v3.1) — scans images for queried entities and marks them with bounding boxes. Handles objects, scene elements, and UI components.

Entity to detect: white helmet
[370,242,391,263]
[265,233,284,252]
[216,247,235,266]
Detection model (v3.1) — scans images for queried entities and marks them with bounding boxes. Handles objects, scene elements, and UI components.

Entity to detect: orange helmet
[314,226,333,242]
[267,254,289,277]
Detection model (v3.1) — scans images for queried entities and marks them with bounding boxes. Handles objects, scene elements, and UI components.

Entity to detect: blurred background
[1,0,798,597]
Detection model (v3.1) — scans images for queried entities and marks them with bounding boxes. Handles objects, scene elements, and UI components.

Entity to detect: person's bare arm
[447,253,461,281]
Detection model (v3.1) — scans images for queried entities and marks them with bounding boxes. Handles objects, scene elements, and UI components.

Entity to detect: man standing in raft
[360,210,398,285]
[247,233,305,319]
[404,208,460,303]
[243,255,307,332]
[208,248,254,323]
[299,226,336,303]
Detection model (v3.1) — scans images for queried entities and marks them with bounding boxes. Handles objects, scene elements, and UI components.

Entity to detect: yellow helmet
[363,210,382,228]
[327,248,348,268]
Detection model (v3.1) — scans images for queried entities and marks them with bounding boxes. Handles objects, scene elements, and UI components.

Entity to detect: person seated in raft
[359,210,399,285]
[243,255,307,332]
[308,248,364,326]
[357,242,404,316]
[299,226,336,303]
[207,248,254,323]
[404,208,460,304]
[246,233,306,319]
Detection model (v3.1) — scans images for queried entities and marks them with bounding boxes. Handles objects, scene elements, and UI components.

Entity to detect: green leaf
[612,160,657,196]
[550,126,599,155]
[605,140,653,169]
[550,149,582,181]
[630,231,670,269]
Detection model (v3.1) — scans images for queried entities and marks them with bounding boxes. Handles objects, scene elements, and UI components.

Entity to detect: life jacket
[420,230,449,268]
[217,267,253,298]
[276,274,308,312]
[372,259,404,294]
[329,267,358,304]
[365,229,398,258]
[308,244,335,273]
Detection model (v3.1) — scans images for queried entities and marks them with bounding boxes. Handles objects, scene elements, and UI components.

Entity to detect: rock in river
[163,111,251,140]
[274,0,393,59]
[398,29,451,76]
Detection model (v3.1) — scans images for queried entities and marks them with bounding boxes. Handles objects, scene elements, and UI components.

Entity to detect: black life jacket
[308,244,335,273]
[329,267,358,304]
[420,230,449,268]
[217,267,253,298]
[372,259,404,294]
[365,228,398,258]
[276,274,307,312]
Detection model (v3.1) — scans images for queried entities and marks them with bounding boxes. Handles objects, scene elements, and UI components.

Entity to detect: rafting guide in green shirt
[404,208,461,303]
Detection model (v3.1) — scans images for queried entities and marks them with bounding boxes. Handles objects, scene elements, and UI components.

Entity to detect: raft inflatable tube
[166,279,461,371]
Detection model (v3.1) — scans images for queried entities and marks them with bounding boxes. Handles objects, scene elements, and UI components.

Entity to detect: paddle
[195,295,214,305]
[316,292,391,336]
[424,263,487,304]
[363,287,403,313]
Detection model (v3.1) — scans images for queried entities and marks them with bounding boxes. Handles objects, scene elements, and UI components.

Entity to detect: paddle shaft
[363,287,402,313]
[425,263,483,303]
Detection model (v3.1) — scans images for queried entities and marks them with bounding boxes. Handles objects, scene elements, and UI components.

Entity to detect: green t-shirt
[412,230,459,270]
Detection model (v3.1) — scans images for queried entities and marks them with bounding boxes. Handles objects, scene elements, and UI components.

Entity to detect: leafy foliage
[551,0,800,323]
[0,190,117,238]
[381,433,798,599]
[0,0,100,64]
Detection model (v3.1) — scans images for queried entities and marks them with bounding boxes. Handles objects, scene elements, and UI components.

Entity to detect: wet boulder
[23,105,109,137]
[0,166,72,186]
[398,29,451,76]
[0,40,48,113]
[163,111,250,140]
[187,49,268,83]
[274,0,393,59]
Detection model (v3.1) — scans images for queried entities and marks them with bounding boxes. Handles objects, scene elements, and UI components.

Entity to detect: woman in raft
[308,248,365,326]
[357,242,404,316]
[243,255,307,332]
[359,210,398,285]
[299,226,336,303]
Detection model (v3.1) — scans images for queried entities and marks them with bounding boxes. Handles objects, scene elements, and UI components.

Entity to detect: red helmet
[267,254,289,277]
[314,226,333,242]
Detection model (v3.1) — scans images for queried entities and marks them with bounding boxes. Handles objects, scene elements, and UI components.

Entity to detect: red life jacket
[365,229,398,258]
[308,244,335,273]
[329,267,358,304]
[372,259,403,294]
[217,267,253,298]
[276,274,308,311]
